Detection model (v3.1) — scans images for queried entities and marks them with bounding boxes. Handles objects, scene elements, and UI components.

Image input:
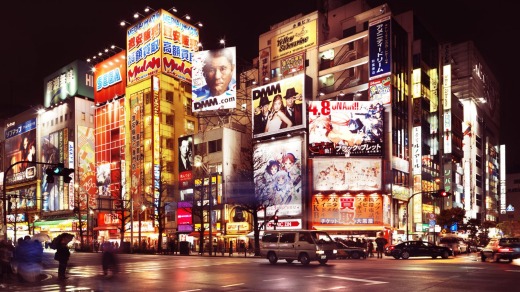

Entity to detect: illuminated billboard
[192,47,237,112]
[4,118,37,184]
[252,74,306,138]
[311,193,391,227]
[308,100,383,157]
[40,130,65,212]
[369,76,391,105]
[271,19,317,61]
[254,135,303,217]
[126,9,199,85]
[94,51,126,103]
[313,157,382,191]
[369,16,391,80]
[43,60,94,108]
[178,135,193,187]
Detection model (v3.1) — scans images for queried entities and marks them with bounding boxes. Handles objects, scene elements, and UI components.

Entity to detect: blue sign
[450,222,458,232]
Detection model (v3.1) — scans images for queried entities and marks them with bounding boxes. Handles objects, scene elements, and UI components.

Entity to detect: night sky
[1,0,517,170]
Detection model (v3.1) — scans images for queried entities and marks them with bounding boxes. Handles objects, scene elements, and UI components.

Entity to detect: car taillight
[498,247,513,252]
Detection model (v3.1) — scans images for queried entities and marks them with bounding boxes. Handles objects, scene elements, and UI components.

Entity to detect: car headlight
[317,250,325,255]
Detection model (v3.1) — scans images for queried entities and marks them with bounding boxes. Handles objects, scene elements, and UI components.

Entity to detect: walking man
[375,232,388,259]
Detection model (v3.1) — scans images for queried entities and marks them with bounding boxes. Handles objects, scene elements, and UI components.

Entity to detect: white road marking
[222,283,245,287]
[316,274,387,285]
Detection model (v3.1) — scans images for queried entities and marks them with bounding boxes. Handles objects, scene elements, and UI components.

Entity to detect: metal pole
[208,173,213,257]
[130,198,134,253]
[406,192,424,241]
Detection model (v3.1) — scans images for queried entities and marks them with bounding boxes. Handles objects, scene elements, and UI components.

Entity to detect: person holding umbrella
[53,233,73,280]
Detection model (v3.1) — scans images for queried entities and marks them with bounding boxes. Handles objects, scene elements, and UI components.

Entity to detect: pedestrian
[54,233,73,280]
[229,241,233,257]
[375,233,388,259]
[367,239,374,258]
[101,241,118,277]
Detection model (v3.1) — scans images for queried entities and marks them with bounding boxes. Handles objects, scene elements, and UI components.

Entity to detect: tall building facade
[252,0,502,243]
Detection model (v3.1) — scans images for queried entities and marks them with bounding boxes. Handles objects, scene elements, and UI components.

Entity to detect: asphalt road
[2,249,519,291]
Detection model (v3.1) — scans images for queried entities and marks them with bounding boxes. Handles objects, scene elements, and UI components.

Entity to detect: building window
[165,91,174,103]
[165,114,174,125]
[208,139,222,153]
[166,161,175,172]
[164,138,174,149]
[81,112,85,121]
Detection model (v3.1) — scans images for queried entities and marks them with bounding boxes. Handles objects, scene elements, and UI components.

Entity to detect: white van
[260,230,337,265]
[439,236,466,255]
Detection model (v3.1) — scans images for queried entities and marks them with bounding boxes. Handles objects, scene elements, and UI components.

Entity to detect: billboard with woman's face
[252,74,306,138]
[253,135,303,217]
[4,118,37,184]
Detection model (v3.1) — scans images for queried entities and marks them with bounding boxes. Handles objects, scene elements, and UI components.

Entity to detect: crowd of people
[335,232,389,259]
[0,236,44,283]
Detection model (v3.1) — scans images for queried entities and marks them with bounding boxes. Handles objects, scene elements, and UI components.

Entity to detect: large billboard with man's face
[192,47,237,112]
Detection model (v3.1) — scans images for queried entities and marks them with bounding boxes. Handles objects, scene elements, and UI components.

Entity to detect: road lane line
[316,274,387,285]
[222,283,245,287]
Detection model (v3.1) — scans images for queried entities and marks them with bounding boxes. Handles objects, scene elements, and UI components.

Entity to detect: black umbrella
[54,232,74,245]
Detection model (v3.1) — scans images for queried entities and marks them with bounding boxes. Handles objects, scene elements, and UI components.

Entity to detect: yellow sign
[271,20,317,61]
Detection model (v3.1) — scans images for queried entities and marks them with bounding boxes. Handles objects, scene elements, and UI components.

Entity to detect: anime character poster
[308,100,384,157]
[254,135,303,217]
[4,118,37,184]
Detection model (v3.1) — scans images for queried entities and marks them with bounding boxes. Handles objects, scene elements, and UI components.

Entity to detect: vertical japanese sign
[369,16,391,80]
[259,48,271,86]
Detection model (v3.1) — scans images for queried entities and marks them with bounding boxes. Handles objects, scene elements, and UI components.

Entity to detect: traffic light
[433,189,452,198]
[438,190,451,197]
[45,163,74,183]
[274,215,279,224]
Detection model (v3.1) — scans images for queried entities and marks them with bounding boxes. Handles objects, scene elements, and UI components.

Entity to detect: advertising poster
[178,135,193,186]
[4,118,37,184]
[192,47,237,112]
[161,11,199,82]
[41,131,62,212]
[77,126,97,211]
[254,136,303,217]
[96,163,111,197]
[313,158,382,191]
[252,74,306,138]
[126,11,161,85]
[369,76,391,105]
[280,52,305,77]
[311,194,384,226]
[308,100,383,157]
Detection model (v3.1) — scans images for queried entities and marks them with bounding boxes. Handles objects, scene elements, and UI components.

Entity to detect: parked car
[335,241,367,259]
[386,241,453,259]
[480,237,520,263]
